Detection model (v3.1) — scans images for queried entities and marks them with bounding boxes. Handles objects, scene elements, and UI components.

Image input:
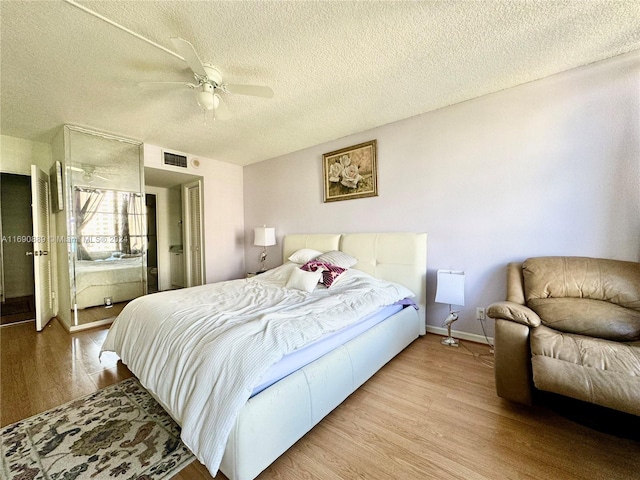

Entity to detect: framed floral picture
[322,140,378,202]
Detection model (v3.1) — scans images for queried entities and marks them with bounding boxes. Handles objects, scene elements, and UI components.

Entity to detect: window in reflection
[75,187,145,261]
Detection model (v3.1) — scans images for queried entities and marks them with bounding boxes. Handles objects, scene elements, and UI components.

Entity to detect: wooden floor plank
[1,320,638,480]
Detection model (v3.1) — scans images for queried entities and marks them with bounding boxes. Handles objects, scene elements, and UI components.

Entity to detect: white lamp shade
[435,270,465,306]
[254,227,276,247]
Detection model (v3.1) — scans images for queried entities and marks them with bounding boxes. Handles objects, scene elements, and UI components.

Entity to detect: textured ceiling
[2,1,639,166]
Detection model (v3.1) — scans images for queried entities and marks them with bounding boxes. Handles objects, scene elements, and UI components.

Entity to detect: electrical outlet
[476,307,486,321]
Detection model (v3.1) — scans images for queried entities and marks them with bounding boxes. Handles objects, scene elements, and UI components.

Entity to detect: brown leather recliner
[487,256,640,416]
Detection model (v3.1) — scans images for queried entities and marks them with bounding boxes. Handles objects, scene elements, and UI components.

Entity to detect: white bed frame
[219,233,427,480]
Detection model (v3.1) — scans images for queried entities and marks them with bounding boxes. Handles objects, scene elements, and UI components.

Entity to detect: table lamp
[435,269,465,347]
[254,226,276,272]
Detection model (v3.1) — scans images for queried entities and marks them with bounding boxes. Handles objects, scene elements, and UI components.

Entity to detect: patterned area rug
[1,378,195,480]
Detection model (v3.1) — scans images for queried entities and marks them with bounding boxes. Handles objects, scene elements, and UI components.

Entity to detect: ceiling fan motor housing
[202,64,222,85]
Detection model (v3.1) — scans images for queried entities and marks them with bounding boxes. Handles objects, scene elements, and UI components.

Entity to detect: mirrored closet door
[54,125,146,330]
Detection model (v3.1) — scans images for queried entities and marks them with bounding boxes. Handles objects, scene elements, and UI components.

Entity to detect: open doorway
[0,173,36,325]
[144,167,204,291]
[146,193,158,293]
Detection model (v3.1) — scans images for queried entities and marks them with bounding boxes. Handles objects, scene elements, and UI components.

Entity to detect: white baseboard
[0,318,35,328]
[63,317,116,333]
[426,325,494,346]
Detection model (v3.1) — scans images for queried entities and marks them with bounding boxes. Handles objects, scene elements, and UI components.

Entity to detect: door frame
[31,165,55,331]
[0,172,39,326]
[182,179,205,287]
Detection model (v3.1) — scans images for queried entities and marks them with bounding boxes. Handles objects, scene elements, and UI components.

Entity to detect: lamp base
[259,248,267,272]
[441,310,459,347]
[441,336,459,347]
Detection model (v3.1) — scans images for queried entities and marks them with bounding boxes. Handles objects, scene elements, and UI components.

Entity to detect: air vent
[163,151,188,168]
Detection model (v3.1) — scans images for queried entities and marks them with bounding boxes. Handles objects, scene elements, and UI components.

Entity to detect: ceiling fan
[70,165,109,183]
[139,37,274,120]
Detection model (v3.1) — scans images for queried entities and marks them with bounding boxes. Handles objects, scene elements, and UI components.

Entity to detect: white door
[183,180,204,287]
[30,165,54,331]
[0,199,4,303]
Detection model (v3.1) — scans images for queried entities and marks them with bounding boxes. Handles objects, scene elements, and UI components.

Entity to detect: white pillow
[286,268,322,292]
[288,248,323,264]
[316,250,358,268]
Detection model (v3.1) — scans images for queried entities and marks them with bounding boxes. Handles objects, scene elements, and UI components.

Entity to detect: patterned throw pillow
[300,260,347,288]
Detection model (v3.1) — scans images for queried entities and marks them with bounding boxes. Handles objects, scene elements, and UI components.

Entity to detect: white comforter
[101,263,413,475]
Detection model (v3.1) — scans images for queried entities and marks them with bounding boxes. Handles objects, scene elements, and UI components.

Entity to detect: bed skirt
[219,305,420,480]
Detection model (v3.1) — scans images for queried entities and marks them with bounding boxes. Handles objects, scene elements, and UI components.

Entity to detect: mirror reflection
[72,187,145,316]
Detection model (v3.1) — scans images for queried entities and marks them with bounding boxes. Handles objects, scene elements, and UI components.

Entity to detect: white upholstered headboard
[283,233,427,331]
[282,234,341,258]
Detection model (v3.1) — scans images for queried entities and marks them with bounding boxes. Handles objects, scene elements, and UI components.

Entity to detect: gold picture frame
[322,140,378,202]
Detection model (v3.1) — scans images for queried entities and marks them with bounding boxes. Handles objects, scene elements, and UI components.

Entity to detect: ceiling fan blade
[170,37,207,78]
[214,95,232,121]
[138,81,198,89]
[224,84,274,98]
[70,165,108,181]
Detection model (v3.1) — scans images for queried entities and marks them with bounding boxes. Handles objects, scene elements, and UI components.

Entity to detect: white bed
[102,232,427,480]
[74,257,144,309]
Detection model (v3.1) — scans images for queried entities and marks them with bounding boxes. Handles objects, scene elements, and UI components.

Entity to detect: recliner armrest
[487,301,541,328]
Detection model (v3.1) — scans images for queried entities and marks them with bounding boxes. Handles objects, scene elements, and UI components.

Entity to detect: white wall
[0,135,52,174]
[243,51,640,338]
[143,144,245,282]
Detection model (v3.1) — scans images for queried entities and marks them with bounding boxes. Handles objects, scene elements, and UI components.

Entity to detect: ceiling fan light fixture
[196,83,220,111]
[197,90,215,110]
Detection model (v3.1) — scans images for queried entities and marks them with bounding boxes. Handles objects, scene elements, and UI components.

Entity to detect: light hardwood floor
[1,319,638,480]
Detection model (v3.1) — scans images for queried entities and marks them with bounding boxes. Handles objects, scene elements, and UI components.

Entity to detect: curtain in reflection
[76,189,105,227]
[128,193,144,254]
[119,193,144,254]
[75,188,105,260]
